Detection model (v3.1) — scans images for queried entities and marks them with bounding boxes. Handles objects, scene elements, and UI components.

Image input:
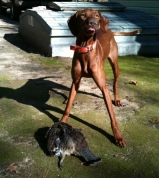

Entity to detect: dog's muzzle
[89,21,98,26]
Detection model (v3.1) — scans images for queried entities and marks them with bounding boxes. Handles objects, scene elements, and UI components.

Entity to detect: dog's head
[68,9,109,37]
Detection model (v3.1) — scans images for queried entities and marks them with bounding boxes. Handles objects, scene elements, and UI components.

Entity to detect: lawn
[0,55,159,178]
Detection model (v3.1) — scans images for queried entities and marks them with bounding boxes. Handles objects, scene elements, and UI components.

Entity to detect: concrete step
[47,2,126,11]
[117,41,159,56]
[19,5,159,57]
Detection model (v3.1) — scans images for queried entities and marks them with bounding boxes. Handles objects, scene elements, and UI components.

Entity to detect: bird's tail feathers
[78,148,102,166]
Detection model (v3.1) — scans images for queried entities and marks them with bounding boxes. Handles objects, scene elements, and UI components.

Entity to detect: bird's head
[46,123,66,156]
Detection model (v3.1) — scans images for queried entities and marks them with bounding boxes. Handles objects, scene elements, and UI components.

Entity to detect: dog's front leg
[60,80,80,123]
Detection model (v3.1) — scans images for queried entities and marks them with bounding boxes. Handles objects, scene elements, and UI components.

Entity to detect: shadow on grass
[0,76,116,149]
[34,127,50,156]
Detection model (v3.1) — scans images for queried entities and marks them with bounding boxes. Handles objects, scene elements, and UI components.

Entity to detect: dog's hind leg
[108,40,121,106]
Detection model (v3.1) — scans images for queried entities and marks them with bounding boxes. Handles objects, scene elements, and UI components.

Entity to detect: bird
[45,122,102,168]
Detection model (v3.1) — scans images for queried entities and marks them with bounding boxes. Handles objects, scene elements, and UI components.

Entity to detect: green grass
[0,55,159,178]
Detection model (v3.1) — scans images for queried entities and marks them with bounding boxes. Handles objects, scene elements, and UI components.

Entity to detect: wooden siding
[108,0,159,19]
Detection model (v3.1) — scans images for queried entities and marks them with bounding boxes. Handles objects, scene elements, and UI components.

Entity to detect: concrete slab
[48,2,126,11]
[19,4,159,57]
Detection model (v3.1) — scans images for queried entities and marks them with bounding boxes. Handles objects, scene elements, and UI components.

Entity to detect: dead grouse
[45,122,102,168]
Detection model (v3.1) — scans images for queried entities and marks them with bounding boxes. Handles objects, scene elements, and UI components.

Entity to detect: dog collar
[70,41,96,53]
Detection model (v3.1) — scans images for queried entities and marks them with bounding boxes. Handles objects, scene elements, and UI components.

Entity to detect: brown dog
[60,9,139,147]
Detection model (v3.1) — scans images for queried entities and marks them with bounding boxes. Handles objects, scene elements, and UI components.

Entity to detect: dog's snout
[87,20,98,26]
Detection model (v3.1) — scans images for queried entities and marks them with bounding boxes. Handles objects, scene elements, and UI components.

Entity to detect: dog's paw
[114,100,122,107]
[60,119,67,123]
[116,138,126,147]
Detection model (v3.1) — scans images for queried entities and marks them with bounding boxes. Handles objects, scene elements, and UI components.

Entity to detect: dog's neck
[76,34,96,47]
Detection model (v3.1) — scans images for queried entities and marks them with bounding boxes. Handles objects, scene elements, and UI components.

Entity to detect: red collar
[70,41,96,53]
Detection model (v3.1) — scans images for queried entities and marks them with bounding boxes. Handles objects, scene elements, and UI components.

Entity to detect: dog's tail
[113,29,140,36]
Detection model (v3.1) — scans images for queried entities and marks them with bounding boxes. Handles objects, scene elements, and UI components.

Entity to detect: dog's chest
[79,53,94,74]
[78,47,101,74]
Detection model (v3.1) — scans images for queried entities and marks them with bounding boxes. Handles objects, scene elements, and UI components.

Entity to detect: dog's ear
[67,12,79,36]
[100,16,109,33]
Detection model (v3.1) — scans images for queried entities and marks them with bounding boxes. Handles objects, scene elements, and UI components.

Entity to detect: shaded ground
[0,12,159,178]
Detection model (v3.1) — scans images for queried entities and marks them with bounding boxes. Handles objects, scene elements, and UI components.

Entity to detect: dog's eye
[81,13,86,18]
[95,14,99,18]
